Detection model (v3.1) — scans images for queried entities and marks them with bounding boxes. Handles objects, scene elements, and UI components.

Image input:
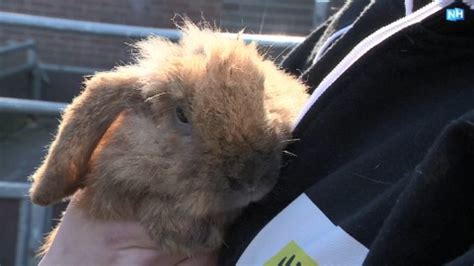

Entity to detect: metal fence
[0,11,305,47]
[0,11,304,116]
[0,181,53,266]
[0,11,304,266]
[0,39,44,99]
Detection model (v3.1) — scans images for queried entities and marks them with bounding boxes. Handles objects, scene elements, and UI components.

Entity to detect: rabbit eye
[175,106,189,124]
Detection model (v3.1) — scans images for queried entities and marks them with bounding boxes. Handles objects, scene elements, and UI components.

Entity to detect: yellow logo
[264,241,318,266]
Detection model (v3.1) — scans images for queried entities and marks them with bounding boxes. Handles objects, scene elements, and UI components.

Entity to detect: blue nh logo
[446,8,464,22]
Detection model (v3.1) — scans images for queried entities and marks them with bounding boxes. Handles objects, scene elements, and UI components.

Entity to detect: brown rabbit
[30,22,309,255]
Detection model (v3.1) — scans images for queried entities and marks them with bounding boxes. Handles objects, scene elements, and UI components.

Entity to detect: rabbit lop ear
[30,69,144,205]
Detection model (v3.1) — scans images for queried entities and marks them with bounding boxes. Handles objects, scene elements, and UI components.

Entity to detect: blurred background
[0,0,344,265]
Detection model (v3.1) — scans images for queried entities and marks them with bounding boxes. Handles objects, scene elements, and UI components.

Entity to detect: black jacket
[220,1,474,265]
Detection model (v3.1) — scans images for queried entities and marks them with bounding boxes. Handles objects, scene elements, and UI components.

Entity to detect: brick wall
[220,0,314,36]
[0,0,317,69]
[0,0,221,28]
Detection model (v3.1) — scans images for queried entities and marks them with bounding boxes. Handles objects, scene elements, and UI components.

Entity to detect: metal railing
[40,63,103,75]
[0,39,35,54]
[0,11,305,115]
[0,181,52,266]
[0,34,72,266]
[0,40,74,115]
[0,11,305,48]
[0,97,66,115]
[0,39,44,99]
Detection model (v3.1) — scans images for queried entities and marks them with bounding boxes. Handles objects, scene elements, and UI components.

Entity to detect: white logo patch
[237,194,369,265]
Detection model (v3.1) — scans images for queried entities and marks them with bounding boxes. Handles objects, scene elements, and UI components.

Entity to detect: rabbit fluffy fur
[30,23,309,255]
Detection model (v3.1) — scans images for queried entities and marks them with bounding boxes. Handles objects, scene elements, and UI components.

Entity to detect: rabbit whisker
[145,92,168,102]
[283,150,298,157]
[280,138,300,144]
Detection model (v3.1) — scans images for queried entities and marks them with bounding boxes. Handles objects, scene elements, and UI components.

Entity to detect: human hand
[39,194,216,266]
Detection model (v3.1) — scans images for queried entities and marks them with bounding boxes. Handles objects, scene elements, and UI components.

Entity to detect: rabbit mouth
[247,180,276,202]
[226,177,277,209]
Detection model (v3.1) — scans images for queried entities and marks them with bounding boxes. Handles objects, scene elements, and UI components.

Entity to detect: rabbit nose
[228,176,257,192]
[228,154,280,191]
